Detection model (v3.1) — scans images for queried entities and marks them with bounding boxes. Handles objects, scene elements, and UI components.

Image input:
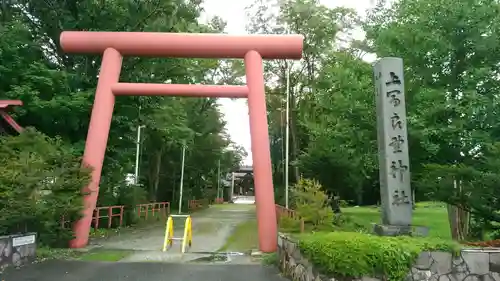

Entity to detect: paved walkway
[96,204,257,262]
[2,204,290,281]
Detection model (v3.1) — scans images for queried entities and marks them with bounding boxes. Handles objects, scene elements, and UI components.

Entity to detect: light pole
[134,125,146,185]
[283,22,292,209]
[217,159,221,198]
[231,172,235,199]
[285,57,291,209]
[178,141,187,214]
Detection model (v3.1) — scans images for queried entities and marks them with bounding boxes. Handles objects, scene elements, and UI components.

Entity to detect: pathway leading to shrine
[96,203,257,262]
[3,203,289,281]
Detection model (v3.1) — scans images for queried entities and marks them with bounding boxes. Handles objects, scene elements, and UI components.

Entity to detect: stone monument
[372,57,427,236]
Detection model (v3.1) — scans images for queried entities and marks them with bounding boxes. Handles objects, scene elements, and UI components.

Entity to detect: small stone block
[414,252,433,270]
[461,251,490,275]
[490,253,500,273]
[429,252,453,273]
[373,224,429,237]
[250,250,262,256]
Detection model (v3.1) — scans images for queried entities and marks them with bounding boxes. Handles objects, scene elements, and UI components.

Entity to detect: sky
[200,0,375,165]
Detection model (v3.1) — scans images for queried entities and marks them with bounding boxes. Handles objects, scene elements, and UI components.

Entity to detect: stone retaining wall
[0,233,37,272]
[277,234,500,281]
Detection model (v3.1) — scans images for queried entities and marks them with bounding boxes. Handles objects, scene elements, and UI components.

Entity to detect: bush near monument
[297,232,460,281]
[0,128,90,247]
[289,178,333,230]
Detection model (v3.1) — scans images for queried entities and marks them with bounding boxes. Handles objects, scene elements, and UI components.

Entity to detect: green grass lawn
[342,201,450,239]
[219,218,259,252]
[79,249,133,261]
[219,202,451,254]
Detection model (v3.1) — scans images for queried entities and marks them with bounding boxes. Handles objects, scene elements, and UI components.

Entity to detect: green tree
[0,128,90,246]
[365,0,500,237]
[1,0,245,230]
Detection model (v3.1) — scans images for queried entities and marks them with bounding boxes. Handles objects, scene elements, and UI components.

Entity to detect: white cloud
[201,0,375,165]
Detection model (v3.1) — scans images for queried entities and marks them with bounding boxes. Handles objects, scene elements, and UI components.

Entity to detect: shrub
[291,178,333,229]
[116,182,148,225]
[297,232,460,281]
[278,216,302,233]
[0,128,90,247]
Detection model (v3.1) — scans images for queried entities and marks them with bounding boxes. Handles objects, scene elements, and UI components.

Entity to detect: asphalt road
[2,260,289,281]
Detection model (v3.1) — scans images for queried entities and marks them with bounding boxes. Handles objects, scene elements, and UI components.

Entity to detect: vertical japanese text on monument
[385,70,410,206]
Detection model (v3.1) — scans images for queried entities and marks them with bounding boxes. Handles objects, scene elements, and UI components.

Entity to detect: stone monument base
[373,224,429,237]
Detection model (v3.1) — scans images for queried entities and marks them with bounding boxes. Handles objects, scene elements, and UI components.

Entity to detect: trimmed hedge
[297,231,461,281]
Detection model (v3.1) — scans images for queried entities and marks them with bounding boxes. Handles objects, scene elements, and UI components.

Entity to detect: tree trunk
[149,147,163,201]
[289,99,301,182]
[447,204,470,241]
[447,180,470,240]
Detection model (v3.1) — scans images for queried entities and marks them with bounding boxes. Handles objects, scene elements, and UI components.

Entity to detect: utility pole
[134,125,146,185]
[285,56,291,209]
[178,142,187,214]
[217,159,221,198]
[231,172,235,199]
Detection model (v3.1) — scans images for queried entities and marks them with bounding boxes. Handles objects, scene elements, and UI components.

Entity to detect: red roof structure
[0,100,24,133]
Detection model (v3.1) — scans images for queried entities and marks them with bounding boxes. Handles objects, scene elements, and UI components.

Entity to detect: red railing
[275,204,305,233]
[136,202,170,220]
[93,205,125,229]
[189,199,209,210]
[60,201,170,229]
[214,198,224,204]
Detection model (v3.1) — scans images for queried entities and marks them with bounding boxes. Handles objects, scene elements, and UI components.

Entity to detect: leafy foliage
[0,0,246,236]
[298,232,460,281]
[0,128,90,246]
[291,178,333,229]
[246,0,500,239]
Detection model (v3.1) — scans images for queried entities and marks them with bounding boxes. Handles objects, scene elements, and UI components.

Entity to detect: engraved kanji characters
[390,113,402,130]
[390,160,408,182]
[389,135,404,153]
[385,72,401,86]
[392,189,410,206]
[386,89,401,106]
[385,71,402,107]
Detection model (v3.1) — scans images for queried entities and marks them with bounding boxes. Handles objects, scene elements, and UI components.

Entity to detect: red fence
[93,205,124,229]
[275,204,305,233]
[189,199,209,210]
[61,201,170,230]
[136,202,170,220]
[213,197,224,204]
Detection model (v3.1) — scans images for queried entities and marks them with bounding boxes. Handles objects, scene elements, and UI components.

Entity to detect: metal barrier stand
[162,214,192,253]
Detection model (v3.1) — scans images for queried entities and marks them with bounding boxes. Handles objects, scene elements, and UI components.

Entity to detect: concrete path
[93,204,257,262]
[2,204,290,281]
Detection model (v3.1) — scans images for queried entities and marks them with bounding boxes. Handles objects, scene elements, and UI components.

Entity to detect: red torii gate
[59,31,303,252]
[0,100,24,133]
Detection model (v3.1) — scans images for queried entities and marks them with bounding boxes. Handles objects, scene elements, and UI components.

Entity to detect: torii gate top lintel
[0,100,23,109]
[60,31,303,59]
[0,100,23,133]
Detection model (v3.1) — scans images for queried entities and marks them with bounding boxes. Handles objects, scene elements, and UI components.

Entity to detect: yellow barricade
[162,216,174,251]
[162,215,192,253]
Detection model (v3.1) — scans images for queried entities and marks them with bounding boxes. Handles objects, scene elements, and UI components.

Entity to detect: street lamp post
[217,159,221,198]
[231,172,235,199]
[178,142,187,214]
[134,125,146,185]
[285,58,291,209]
